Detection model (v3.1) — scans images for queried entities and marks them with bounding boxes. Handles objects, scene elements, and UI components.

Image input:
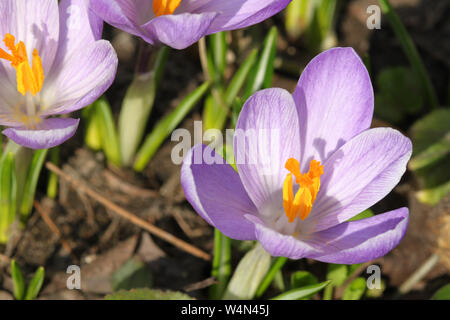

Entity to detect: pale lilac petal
[302,128,412,233]
[190,0,292,34]
[141,12,218,49]
[89,0,151,39]
[234,88,301,210]
[40,40,118,116]
[0,0,59,78]
[3,118,79,150]
[305,208,409,264]
[181,144,257,240]
[293,47,374,171]
[245,215,318,259]
[40,0,117,115]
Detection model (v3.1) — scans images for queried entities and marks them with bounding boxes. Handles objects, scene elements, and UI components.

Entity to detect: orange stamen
[153,0,182,16]
[0,34,44,96]
[282,158,324,223]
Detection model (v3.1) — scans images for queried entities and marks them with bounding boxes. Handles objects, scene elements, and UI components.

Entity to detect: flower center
[153,0,182,16]
[0,34,44,96]
[282,158,324,223]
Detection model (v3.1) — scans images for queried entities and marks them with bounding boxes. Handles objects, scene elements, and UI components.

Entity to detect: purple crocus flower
[90,0,291,49]
[181,47,412,263]
[0,0,118,149]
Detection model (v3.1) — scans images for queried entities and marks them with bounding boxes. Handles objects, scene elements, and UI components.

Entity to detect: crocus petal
[40,40,118,116]
[181,144,258,240]
[0,0,59,77]
[305,208,409,264]
[40,0,117,115]
[89,0,152,39]
[293,47,374,171]
[141,12,218,49]
[303,128,412,233]
[190,0,292,34]
[234,88,301,210]
[3,118,79,150]
[245,214,318,259]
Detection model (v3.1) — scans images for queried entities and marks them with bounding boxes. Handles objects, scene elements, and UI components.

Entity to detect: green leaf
[326,264,348,286]
[231,97,244,128]
[209,229,231,300]
[410,109,450,155]
[348,263,363,275]
[409,132,450,170]
[416,180,450,205]
[111,258,153,292]
[119,46,169,166]
[83,103,103,151]
[410,109,450,204]
[272,280,331,300]
[375,67,423,124]
[348,209,374,222]
[431,284,450,300]
[24,266,45,300]
[133,82,210,171]
[255,256,288,298]
[203,47,258,132]
[224,49,258,107]
[223,243,271,300]
[305,0,338,52]
[290,271,318,289]
[209,32,227,81]
[203,92,228,132]
[285,0,314,40]
[20,149,48,224]
[378,0,439,109]
[94,97,121,167]
[0,152,17,244]
[105,288,194,300]
[10,260,25,300]
[342,277,366,300]
[273,270,286,292]
[243,27,278,100]
[46,148,59,199]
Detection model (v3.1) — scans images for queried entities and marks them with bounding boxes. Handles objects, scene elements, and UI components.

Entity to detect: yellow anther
[153,0,182,16]
[282,159,324,223]
[0,34,44,96]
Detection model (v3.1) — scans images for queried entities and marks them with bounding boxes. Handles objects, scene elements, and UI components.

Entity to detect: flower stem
[209,229,231,299]
[378,0,439,109]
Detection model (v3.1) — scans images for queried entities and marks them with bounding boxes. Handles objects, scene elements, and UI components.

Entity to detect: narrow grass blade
[24,266,45,300]
[83,103,102,151]
[272,280,331,300]
[210,32,227,82]
[133,82,210,171]
[11,259,25,300]
[224,49,258,107]
[378,0,439,109]
[0,152,16,244]
[255,257,288,298]
[243,27,278,100]
[95,97,121,167]
[46,147,59,199]
[20,149,48,225]
[210,229,231,299]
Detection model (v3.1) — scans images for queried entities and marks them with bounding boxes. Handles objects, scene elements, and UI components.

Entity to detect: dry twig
[183,277,218,292]
[34,200,75,261]
[45,162,211,261]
